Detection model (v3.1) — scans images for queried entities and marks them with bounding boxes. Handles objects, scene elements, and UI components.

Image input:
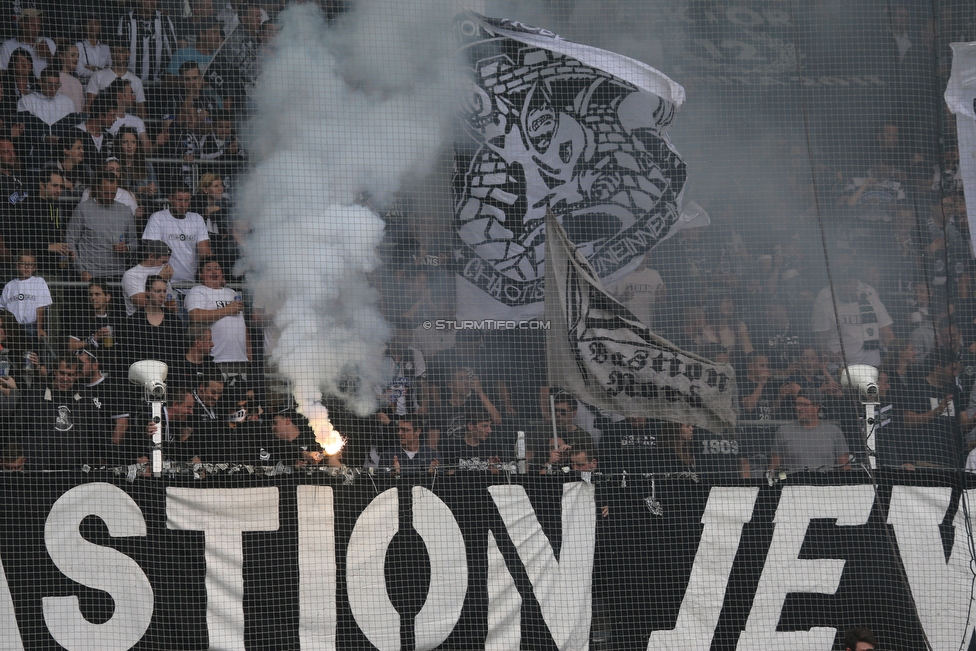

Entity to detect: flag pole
[544,209,561,458]
[201,21,238,76]
[549,392,558,448]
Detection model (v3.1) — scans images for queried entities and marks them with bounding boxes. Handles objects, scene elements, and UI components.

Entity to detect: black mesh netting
[0,1,974,649]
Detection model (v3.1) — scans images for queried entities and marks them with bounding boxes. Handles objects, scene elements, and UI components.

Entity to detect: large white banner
[3,476,973,650]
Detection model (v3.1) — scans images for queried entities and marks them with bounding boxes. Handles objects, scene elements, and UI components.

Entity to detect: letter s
[43,483,153,651]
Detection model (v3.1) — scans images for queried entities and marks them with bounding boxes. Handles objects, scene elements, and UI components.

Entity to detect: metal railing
[56,157,247,206]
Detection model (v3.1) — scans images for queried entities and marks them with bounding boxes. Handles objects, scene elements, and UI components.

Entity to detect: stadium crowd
[0,0,972,479]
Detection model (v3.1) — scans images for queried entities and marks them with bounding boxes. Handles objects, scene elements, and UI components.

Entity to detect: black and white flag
[946,41,976,257]
[454,14,689,320]
[545,211,737,432]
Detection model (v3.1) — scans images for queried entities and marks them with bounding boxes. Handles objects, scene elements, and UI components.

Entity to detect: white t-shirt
[605,266,665,328]
[121,263,174,316]
[185,284,246,363]
[108,113,147,135]
[17,92,76,126]
[0,276,52,325]
[142,209,209,283]
[86,68,146,104]
[811,281,893,367]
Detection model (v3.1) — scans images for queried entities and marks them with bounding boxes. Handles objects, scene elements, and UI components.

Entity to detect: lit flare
[303,403,345,457]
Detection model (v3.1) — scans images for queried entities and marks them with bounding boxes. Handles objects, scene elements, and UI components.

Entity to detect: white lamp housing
[128,360,168,402]
[840,364,879,403]
[128,360,168,476]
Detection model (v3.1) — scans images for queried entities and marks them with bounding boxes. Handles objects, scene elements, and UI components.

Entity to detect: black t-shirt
[439,435,505,471]
[893,375,964,468]
[66,306,126,342]
[738,378,777,421]
[692,429,743,478]
[195,418,263,464]
[654,447,695,475]
[66,306,127,376]
[169,358,222,392]
[122,312,185,370]
[19,387,95,470]
[192,385,243,460]
[78,126,115,172]
[786,372,826,393]
[597,420,657,475]
[427,394,480,440]
[5,197,68,276]
[753,326,801,373]
[188,195,237,270]
[79,375,132,466]
[248,429,323,467]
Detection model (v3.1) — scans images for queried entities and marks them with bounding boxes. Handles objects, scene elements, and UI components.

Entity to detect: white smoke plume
[237,0,467,423]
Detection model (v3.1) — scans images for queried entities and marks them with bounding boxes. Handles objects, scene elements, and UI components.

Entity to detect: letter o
[413,487,467,650]
[347,488,467,651]
[347,489,400,651]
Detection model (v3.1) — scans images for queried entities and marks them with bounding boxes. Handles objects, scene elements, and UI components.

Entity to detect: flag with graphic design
[454,13,689,320]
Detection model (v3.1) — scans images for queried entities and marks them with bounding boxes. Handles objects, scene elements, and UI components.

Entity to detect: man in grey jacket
[67,171,139,281]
